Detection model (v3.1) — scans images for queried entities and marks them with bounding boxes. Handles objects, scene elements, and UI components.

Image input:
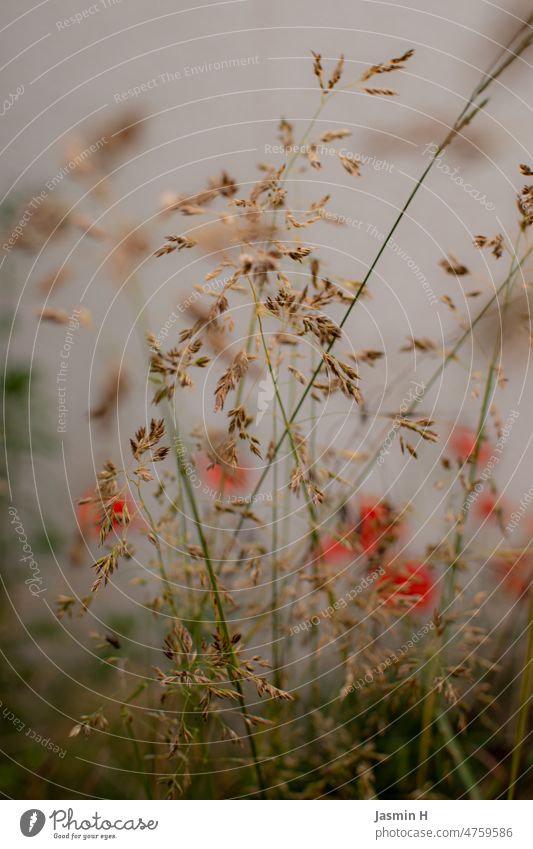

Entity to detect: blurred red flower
[358,496,401,555]
[474,493,506,523]
[78,491,137,537]
[197,453,250,496]
[376,561,435,611]
[495,557,533,599]
[450,427,491,466]
[318,534,352,564]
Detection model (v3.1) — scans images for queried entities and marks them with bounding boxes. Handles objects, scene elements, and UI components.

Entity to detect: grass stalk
[172,417,267,797]
[418,238,524,785]
[127,273,265,795]
[508,593,533,799]
[436,713,481,800]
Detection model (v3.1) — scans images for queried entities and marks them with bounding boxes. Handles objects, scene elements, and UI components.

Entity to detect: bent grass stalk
[127,273,266,796]
[170,411,267,797]
[271,371,281,689]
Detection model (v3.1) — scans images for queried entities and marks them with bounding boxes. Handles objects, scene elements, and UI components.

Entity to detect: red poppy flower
[495,558,533,598]
[474,493,505,523]
[358,497,400,556]
[450,427,491,466]
[78,491,137,538]
[197,453,250,496]
[376,561,435,611]
[318,534,352,564]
